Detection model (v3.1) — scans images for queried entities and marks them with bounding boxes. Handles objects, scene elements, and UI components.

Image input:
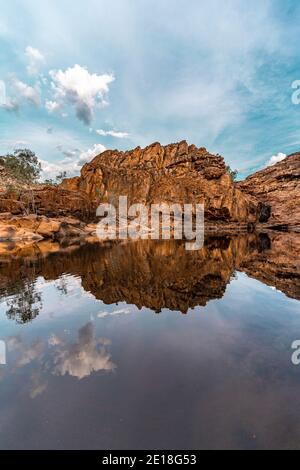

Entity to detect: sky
[1,0,300,179]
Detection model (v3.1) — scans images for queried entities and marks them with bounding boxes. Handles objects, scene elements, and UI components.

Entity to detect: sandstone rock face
[65,141,260,224]
[0,186,94,220]
[0,142,297,229]
[59,176,80,192]
[238,152,300,228]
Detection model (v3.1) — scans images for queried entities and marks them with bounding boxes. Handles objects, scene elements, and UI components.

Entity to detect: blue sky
[1,0,300,179]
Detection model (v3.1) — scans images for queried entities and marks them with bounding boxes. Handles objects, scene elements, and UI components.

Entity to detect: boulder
[0,224,43,242]
[36,218,62,237]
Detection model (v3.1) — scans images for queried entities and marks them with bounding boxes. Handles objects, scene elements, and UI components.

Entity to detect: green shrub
[226,165,238,182]
[1,148,41,184]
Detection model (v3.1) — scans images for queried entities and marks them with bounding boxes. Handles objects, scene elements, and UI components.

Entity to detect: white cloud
[25,46,45,75]
[14,339,44,367]
[39,158,63,180]
[0,80,19,112]
[11,78,41,106]
[39,143,106,180]
[62,148,80,159]
[48,334,62,347]
[98,308,131,319]
[45,100,61,113]
[49,64,115,125]
[78,143,106,165]
[96,129,129,139]
[6,322,116,391]
[52,322,116,380]
[1,97,19,113]
[14,140,29,147]
[39,157,78,180]
[266,152,287,167]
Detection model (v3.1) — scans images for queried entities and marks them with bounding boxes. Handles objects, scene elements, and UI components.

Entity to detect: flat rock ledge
[0,214,97,242]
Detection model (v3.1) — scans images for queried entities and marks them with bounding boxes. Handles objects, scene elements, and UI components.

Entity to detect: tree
[1,148,41,183]
[56,171,67,184]
[44,178,56,186]
[44,171,67,186]
[226,165,238,182]
[6,279,42,324]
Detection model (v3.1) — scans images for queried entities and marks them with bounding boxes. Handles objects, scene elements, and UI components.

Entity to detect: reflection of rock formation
[0,233,299,317]
[82,238,248,312]
[237,232,300,301]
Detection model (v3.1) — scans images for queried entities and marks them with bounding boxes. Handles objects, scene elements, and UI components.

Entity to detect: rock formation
[0,186,94,220]
[238,152,300,228]
[0,141,298,236]
[61,141,261,224]
[0,214,96,242]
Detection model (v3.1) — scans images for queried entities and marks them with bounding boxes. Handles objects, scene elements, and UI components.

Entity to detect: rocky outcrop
[62,141,261,224]
[0,214,95,242]
[60,176,80,192]
[0,186,95,220]
[0,142,298,230]
[238,152,300,228]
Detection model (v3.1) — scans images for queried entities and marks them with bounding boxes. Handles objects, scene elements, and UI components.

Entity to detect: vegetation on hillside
[0,149,41,184]
[0,149,69,192]
[226,165,238,182]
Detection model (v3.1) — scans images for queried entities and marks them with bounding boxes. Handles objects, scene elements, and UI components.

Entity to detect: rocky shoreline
[0,213,98,243]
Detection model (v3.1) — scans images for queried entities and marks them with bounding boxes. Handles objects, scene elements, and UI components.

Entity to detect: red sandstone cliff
[0,142,298,231]
[61,141,261,224]
[238,152,300,228]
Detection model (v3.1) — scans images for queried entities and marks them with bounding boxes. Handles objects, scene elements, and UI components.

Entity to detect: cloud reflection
[52,322,116,380]
[5,322,116,398]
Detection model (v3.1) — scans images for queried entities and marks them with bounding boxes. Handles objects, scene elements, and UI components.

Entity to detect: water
[0,233,299,450]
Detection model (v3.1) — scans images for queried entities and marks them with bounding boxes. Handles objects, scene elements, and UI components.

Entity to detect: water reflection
[0,232,299,320]
[4,322,116,399]
[6,280,42,324]
[0,233,299,450]
[50,322,116,379]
